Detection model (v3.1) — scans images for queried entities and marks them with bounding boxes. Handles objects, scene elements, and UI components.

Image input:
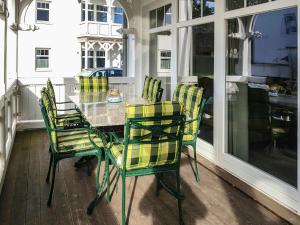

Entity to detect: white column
[7,96,12,140]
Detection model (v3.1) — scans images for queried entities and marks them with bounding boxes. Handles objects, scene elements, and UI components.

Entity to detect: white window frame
[36,1,50,23]
[35,48,50,71]
[158,50,171,72]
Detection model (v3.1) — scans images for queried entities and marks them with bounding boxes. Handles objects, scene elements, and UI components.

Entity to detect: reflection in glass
[150,10,156,29]
[226,0,244,11]
[203,0,215,16]
[247,0,268,6]
[178,23,214,144]
[178,0,214,21]
[149,31,172,99]
[157,6,165,27]
[227,8,298,187]
[165,4,172,25]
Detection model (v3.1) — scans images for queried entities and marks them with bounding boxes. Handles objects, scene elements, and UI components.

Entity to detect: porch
[0,130,288,225]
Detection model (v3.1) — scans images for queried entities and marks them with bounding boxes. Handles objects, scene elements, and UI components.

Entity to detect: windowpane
[165,4,172,25]
[193,0,201,18]
[36,48,49,69]
[114,7,123,24]
[37,9,49,21]
[178,23,214,144]
[203,0,215,16]
[96,58,105,68]
[97,12,107,22]
[81,3,85,21]
[226,8,298,187]
[88,58,94,68]
[247,0,268,6]
[150,10,157,28]
[157,6,164,27]
[226,0,244,11]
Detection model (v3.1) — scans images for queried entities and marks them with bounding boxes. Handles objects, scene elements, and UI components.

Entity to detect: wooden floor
[0,130,289,225]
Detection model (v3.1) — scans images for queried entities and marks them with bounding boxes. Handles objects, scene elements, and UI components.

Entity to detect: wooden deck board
[0,130,290,225]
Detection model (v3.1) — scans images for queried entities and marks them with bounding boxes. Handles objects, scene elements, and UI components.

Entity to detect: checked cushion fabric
[109,101,184,170]
[47,79,58,117]
[142,76,152,99]
[173,84,204,141]
[79,76,108,93]
[57,130,104,153]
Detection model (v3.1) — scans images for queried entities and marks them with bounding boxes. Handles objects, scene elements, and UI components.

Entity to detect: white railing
[79,22,122,37]
[17,77,135,130]
[0,80,19,192]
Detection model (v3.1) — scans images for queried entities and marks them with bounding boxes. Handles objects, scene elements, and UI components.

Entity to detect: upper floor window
[96,5,108,22]
[150,4,172,29]
[35,48,50,70]
[114,7,123,24]
[88,4,94,21]
[159,50,171,70]
[36,2,49,22]
[81,3,85,22]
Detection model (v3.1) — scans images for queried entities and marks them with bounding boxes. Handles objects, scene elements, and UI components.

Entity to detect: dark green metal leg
[176,170,184,225]
[46,153,53,184]
[95,153,102,191]
[47,160,57,207]
[192,144,200,182]
[122,174,126,225]
[106,156,110,203]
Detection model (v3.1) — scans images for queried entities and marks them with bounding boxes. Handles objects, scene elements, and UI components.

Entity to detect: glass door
[226,7,298,187]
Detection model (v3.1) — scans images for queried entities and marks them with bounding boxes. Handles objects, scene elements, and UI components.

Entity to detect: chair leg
[46,152,53,184]
[95,152,102,191]
[192,144,200,182]
[106,156,110,203]
[47,160,57,207]
[122,174,126,225]
[176,170,184,225]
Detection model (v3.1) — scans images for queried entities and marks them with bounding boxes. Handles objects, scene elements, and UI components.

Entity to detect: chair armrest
[88,127,108,149]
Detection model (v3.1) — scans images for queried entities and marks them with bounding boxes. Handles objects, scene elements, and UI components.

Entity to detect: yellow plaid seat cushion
[57,130,103,153]
[173,84,204,140]
[79,76,108,93]
[108,101,183,170]
[142,76,152,99]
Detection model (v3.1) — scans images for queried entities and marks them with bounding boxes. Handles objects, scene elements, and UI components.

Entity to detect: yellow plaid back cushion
[115,101,184,170]
[79,76,108,93]
[41,88,57,146]
[47,79,57,117]
[150,79,161,103]
[173,84,203,137]
[142,76,152,99]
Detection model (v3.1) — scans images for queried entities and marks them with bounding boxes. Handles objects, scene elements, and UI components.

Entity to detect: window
[226,8,298,187]
[96,51,105,68]
[178,0,214,21]
[178,23,215,144]
[81,51,85,69]
[36,2,49,22]
[88,51,94,68]
[96,5,108,22]
[150,4,172,28]
[81,3,85,22]
[159,51,171,70]
[35,48,49,69]
[88,4,94,21]
[114,7,123,24]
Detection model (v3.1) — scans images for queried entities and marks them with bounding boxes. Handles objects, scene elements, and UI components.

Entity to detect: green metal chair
[47,79,85,128]
[79,76,108,93]
[87,101,186,225]
[39,87,106,207]
[173,84,206,182]
[142,76,164,102]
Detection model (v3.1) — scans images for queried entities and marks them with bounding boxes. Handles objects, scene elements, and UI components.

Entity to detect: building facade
[18,0,124,79]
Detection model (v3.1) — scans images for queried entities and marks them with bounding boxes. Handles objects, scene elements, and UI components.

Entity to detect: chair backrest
[79,76,108,93]
[122,101,185,170]
[142,76,163,103]
[47,79,57,117]
[173,84,205,138]
[142,76,152,99]
[40,87,57,150]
